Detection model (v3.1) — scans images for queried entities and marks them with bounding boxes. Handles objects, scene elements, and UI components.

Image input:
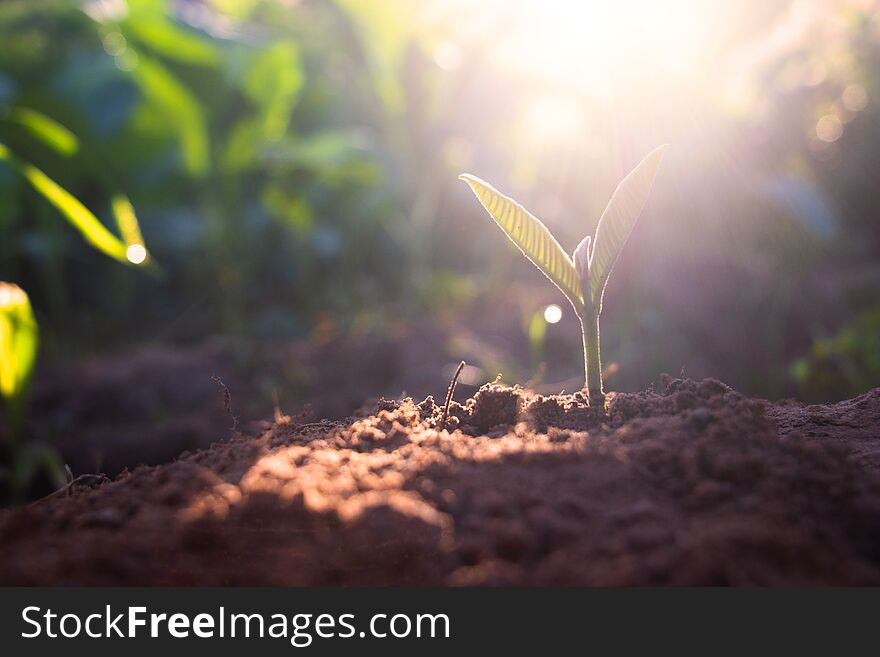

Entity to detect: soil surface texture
[3,376,880,585]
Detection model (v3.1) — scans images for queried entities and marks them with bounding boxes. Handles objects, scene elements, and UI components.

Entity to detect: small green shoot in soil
[460,146,665,405]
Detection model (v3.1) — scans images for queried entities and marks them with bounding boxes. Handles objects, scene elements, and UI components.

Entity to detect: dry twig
[441,360,466,429]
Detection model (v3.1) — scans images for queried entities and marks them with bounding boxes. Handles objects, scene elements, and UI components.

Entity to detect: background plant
[0,282,37,434]
[1,92,151,499]
[0,282,62,500]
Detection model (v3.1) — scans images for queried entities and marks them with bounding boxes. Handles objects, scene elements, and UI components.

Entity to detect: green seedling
[460,145,665,406]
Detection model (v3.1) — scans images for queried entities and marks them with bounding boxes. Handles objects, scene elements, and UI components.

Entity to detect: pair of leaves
[459,145,665,315]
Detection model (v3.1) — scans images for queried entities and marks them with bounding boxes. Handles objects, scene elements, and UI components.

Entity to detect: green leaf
[124,17,219,67]
[0,143,130,263]
[242,42,303,142]
[223,42,304,172]
[111,194,145,247]
[459,174,584,311]
[222,118,261,172]
[589,145,666,310]
[131,56,209,176]
[0,282,38,432]
[111,194,152,265]
[4,108,79,156]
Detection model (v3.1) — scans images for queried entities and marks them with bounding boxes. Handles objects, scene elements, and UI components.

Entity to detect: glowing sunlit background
[3,0,880,428]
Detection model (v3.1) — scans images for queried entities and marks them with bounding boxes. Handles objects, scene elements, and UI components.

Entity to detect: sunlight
[522,95,583,145]
[441,0,741,153]
[490,0,724,100]
[433,40,463,71]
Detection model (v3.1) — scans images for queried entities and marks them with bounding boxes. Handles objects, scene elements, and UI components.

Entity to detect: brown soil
[13,326,468,480]
[4,294,610,484]
[2,376,880,585]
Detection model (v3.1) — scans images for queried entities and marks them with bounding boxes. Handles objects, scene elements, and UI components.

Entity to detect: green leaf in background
[224,42,304,171]
[264,130,373,176]
[459,173,584,311]
[243,41,303,140]
[4,107,79,156]
[0,142,134,264]
[111,194,151,264]
[111,194,145,246]
[0,282,38,432]
[334,0,413,112]
[589,145,666,310]
[222,118,262,172]
[131,56,210,176]
[124,17,219,67]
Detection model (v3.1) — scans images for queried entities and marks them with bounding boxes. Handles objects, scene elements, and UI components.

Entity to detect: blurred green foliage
[0,282,64,501]
[0,141,145,264]
[792,309,880,402]
[1,93,151,499]
[1,0,415,352]
[0,282,38,432]
[0,0,878,406]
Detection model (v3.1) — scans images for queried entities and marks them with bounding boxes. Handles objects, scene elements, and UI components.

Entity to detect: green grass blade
[0,282,38,432]
[5,108,79,156]
[111,195,145,247]
[460,174,584,310]
[0,143,129,263]
[110,194,152,265]
[589,145,666,309]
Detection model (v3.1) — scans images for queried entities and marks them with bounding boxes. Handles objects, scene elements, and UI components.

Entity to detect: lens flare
[842,83,868,112]
[126,244,148,265]
[544,304,562,324]
[816,114,843,143]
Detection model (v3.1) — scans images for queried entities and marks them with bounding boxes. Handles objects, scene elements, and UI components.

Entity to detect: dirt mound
[2,378,880,585]
[8,325,478,483]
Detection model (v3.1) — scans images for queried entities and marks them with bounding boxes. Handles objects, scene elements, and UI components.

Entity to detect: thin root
[29,467,109,507]
[211,375,239,434]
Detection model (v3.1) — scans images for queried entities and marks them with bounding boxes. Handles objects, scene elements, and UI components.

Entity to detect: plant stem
[581,308,604,406]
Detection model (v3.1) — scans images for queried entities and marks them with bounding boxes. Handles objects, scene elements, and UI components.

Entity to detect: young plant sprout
[460,145,665,406]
